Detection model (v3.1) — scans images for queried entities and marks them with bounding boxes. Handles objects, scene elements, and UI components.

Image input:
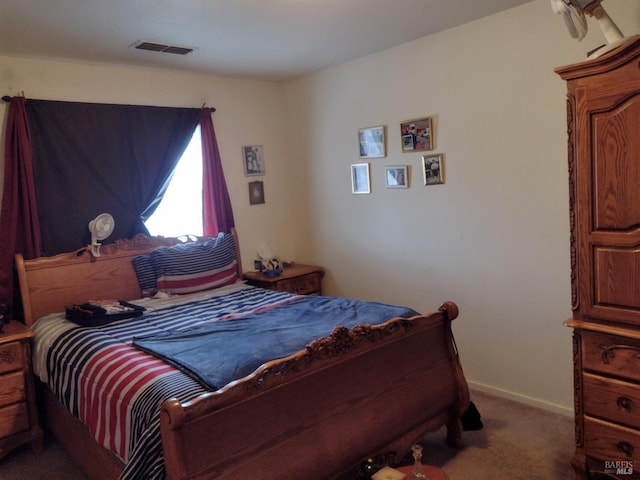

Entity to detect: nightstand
[243,264,325,295]
[0,321,43,459]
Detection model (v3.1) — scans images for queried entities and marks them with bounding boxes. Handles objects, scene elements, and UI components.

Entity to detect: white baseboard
[468,380,574,418]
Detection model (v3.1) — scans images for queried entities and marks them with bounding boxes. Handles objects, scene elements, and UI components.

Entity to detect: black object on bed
[65,300,146,327]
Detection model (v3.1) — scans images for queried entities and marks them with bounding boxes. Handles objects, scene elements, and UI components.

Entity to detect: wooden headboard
[15,228,242,327]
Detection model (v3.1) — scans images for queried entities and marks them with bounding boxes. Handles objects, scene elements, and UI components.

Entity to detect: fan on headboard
[551,0,630,58]
[88,213,115,257]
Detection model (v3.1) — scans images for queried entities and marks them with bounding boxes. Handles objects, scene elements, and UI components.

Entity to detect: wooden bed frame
[15,230,470,480]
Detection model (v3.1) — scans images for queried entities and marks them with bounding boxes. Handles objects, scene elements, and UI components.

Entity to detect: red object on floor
[395,464,449,480]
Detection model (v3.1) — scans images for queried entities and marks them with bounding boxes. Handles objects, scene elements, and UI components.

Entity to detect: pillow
[150,233,239,295]
[132,253,158,297]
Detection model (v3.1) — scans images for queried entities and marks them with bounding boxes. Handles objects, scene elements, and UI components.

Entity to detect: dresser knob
[617,441,634,457]
[617,396,634,412]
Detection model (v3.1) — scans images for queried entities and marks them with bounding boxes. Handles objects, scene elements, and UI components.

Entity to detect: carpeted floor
[0,389,575,479]
[419,390,575,479]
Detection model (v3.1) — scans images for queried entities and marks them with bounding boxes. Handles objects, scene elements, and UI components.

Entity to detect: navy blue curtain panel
[25,100,200,255]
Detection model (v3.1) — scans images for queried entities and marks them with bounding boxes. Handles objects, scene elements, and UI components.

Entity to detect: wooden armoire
[557,36,640,480]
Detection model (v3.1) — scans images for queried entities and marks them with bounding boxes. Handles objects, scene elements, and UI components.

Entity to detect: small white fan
[88,213,115,257]
[551,0,628,58]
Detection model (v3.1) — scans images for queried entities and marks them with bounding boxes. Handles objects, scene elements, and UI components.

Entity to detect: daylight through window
[145,126,203,237]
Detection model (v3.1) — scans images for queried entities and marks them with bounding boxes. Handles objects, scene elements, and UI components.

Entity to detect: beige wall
[1,0,638,414]
[0,57,295,267]
[284,0,640,414]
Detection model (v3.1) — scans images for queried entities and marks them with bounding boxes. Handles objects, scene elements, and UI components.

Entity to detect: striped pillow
[150,233,239,295]
[132,254,158,297]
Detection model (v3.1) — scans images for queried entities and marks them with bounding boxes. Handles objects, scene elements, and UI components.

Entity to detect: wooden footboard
[159,301,468,480]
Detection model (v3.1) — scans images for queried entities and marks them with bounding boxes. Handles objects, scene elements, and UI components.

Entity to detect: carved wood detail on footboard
[159,301,469,480]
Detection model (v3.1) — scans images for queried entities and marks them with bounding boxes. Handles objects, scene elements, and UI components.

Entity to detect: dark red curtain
[0,97,42,314]
[201,108,235,235]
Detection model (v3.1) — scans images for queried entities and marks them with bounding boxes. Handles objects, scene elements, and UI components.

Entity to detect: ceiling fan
[551,0,629,57]
[88,213,115,257]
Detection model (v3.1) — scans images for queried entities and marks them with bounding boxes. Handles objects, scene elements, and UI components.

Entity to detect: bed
[15,229,470,480]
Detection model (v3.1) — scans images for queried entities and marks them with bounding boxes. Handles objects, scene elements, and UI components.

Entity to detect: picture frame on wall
[243,145,265,176]
[358,125,386,158]
[422,153,444,185]
[400,117,433,152]
[248,180,265,204]
[384,165,408,189]
[351,163,371,194]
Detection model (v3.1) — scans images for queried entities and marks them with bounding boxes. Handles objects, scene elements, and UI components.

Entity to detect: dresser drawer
[583,331,640,383]
[0,342,24,375]
[584,372,640,429]
[585,416,640,464]
[0,371,26,408]
[277,273,321,295]
[0,402,29,438]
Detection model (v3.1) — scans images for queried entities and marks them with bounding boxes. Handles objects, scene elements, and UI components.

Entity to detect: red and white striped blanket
[32,284,297,480]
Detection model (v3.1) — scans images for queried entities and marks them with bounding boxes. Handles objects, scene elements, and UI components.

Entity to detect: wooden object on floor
[243,263,324,295]
[396,464,449,480]
[16,233,470,480]
[0,320,43,460]
[556,35,640,480]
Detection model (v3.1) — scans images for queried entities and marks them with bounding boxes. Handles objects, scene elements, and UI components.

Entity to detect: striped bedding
[31,283,299,480]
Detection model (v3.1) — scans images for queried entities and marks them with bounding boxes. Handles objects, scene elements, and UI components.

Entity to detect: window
[145,127,203,237]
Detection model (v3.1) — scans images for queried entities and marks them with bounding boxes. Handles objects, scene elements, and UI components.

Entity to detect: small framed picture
[400,117,433,152]
[385,165,409,189]
[248,181,265,204]
[351,163,371,194]
[243,145,265,176]
[422,154,444,185]
[358,125,386,158]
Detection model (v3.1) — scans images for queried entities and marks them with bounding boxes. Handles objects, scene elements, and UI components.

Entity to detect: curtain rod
[1,96,215,112]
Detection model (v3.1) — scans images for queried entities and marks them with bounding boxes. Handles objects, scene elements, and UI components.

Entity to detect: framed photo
[358,125,386,158]
[242,145,265,176]
[400,117,433,152]
[422,153,444,185]
[248,181,265,204]
[385,165,408,189]
[351,163,371,194]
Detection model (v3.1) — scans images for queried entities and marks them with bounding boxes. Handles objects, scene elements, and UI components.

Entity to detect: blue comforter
[133,295,418,390]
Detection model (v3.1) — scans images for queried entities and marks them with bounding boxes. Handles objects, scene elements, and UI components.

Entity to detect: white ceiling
[0,0,535,82]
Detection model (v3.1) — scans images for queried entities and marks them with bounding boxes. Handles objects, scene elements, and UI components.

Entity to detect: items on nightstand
[261,257,282,277]
[243,263,324,295]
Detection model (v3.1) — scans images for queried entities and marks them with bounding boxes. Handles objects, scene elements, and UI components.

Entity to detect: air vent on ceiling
[132,40,194,55]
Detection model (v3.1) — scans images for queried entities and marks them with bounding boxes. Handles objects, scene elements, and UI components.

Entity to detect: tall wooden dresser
[557,35,640,480]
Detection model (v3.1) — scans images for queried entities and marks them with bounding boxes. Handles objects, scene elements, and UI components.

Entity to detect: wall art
[422,153,444,185]
[400,117,433,152]
[351,163,371,194]
[358,125,386,158]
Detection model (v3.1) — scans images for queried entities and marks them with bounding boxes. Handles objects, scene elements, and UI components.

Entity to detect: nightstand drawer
[277,273,321,295]
[0,402,29,438]
[584,373,640,429]
[585,416,640,463]
[0,342,24,375]
[583,331,640,383]
[0,371,26,408]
